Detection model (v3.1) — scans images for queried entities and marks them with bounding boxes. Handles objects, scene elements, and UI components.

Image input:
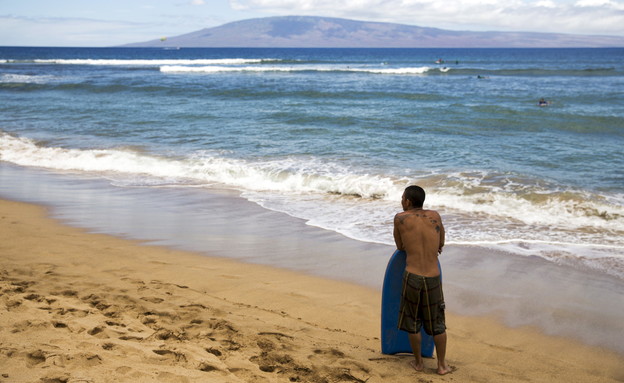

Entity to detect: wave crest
[2,132,623,276]
[160,65,438,75]
[4,58,276,66]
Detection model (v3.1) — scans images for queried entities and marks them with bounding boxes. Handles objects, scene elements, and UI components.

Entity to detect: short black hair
[404,185,425,208]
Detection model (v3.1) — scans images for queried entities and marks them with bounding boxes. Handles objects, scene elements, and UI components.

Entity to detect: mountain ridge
[123,15,623,48]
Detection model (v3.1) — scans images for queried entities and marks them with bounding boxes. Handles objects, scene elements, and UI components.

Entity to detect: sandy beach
[1,198,623,383]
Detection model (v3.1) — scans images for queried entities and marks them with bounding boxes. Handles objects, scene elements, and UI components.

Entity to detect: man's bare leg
[408,332,424,371]
[433,332,452,375]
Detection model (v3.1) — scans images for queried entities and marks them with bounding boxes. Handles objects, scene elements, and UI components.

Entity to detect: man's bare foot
[410,360,424,372]
[437,363,454,375]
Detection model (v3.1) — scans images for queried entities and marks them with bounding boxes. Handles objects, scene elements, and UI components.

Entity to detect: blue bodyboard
[381,250,439,356]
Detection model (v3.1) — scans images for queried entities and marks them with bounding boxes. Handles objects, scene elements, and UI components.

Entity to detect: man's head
[402,185,425,210]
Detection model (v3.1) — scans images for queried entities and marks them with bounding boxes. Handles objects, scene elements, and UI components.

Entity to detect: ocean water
[1,47,623,280]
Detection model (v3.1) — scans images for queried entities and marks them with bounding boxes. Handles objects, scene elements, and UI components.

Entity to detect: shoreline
[2,163,623,355]
[1,198,623,382]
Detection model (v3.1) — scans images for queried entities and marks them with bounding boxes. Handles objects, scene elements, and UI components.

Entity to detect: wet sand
[1,198,623,383]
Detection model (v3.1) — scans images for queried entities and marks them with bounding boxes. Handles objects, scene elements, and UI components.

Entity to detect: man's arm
[393,214,404,250]
[438,214,445,254]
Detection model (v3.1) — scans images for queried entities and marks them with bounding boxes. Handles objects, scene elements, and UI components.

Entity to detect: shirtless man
[393,185,451,375]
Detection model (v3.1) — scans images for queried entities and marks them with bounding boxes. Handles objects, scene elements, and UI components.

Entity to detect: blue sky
[1,0,623,46]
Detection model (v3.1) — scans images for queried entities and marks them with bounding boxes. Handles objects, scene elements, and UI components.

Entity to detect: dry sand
[1,198,622,383]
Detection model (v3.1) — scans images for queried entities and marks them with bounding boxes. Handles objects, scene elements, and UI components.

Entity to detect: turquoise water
[1,47,623,278]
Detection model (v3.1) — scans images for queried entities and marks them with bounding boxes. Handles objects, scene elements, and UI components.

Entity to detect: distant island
[122,15,623,48]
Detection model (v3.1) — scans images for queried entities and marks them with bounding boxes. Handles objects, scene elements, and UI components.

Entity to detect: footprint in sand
[145,326,188,342]
[5,280,34,294]
[250,350,295,373]
[51,321,68,329]
[152,349,188,363]
[53,307,89,317]
[88,321,136,340]
[311,347,345,361]
[52,289,79,297]
[5,299,22,310]
[26,350,47,367]
[245,331,316,381]
[152,348,227,377]
[75,352,103,367]
[23,293,43,302]
[12,319,49,333]
[140,296,164,304]
[81,294,110,311]
[309,348,372,383]
[87,326,106,337]
[198,362,220,372]
[205,347,223,358]
[39,373,71,383]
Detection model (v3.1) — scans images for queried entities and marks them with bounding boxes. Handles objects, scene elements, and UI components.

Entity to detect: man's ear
[402,197,412,210]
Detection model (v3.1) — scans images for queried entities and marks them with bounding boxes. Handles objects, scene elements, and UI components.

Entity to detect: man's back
[393,208,444,277]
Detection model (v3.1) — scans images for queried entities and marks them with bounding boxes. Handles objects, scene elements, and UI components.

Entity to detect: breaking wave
[3,58,279,66]
[160,65,443,75]
[2,132,623,278]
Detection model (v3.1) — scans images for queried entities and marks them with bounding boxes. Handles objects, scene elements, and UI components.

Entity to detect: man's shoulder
[423,209,442,220]
[394,211,408,223]
[396,209,440,218]
[395,209,427,222]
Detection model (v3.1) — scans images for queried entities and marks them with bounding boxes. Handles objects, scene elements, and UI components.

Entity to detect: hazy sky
[1,0,623,46]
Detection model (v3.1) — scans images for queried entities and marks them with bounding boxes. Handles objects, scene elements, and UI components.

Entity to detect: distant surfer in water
[393,185,452,375]
[538,98,550,106]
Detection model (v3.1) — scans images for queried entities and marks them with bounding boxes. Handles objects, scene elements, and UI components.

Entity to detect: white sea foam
[160,65,437,75]
[0,73,56,84]
[24,58,272,66]
[433,185,624,233]
[1,133,623,277]
[0,134,397,198]
[160,65,298,73]
[351,66,436,74]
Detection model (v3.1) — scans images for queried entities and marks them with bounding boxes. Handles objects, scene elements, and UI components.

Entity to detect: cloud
[0,15,174,46]
[534,0,557,8]
[0,11,221,47]
[575,0,614,6]
[229,0,624,36]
